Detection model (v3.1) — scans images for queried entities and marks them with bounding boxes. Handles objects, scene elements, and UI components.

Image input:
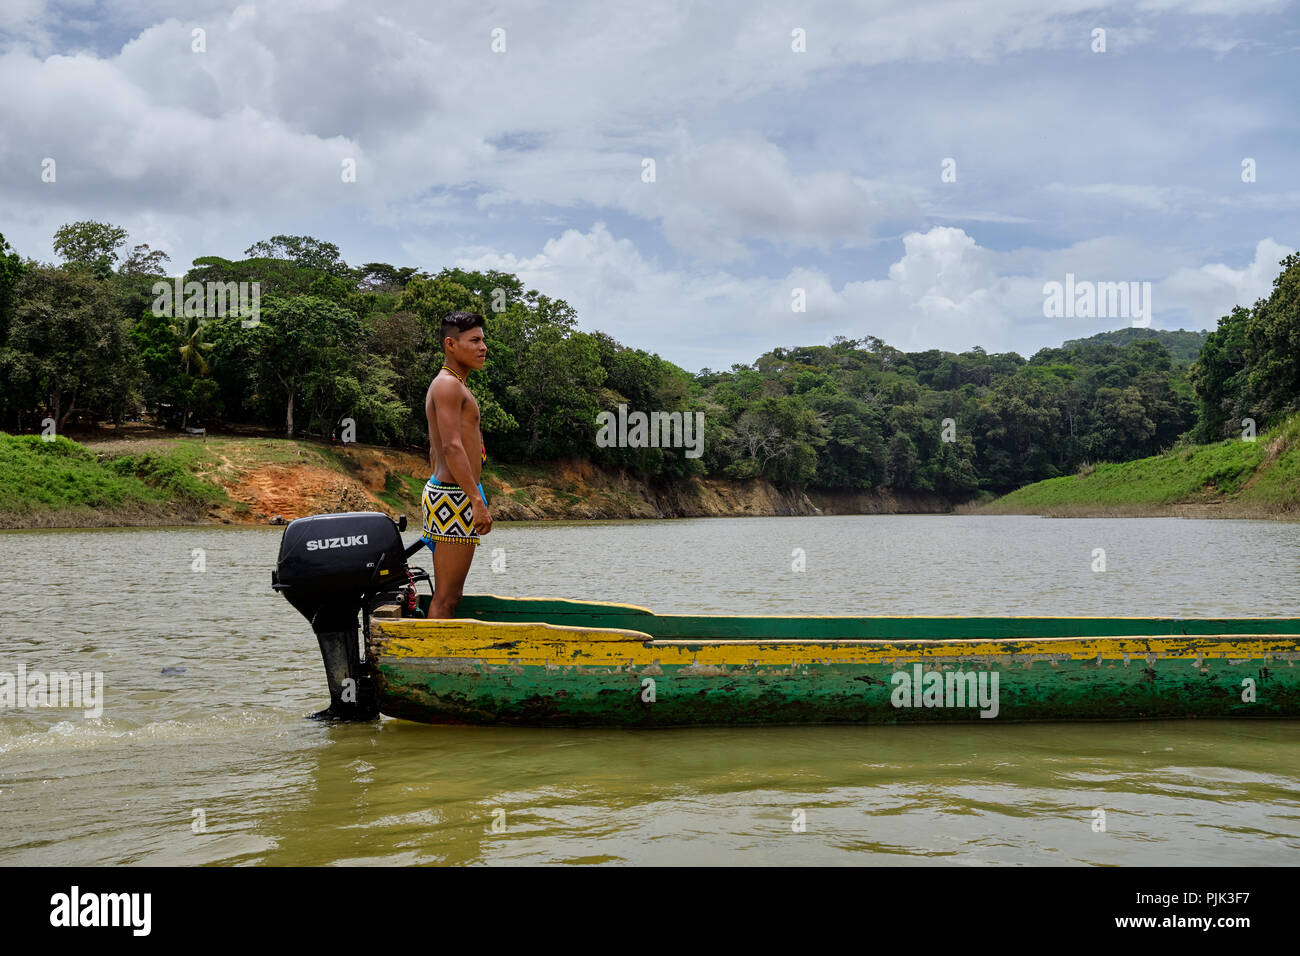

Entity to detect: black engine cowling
[272,511,425,720]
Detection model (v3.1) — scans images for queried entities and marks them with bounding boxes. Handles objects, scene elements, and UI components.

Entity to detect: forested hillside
[2,222,1297,497]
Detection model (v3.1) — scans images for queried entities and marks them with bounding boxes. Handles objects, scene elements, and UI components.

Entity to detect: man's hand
[472,499,493,535]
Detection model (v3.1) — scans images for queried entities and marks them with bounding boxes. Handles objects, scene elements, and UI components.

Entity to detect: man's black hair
[441,311,486,349]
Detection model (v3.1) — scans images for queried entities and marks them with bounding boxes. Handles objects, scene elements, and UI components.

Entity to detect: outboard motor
[272,511,428,720]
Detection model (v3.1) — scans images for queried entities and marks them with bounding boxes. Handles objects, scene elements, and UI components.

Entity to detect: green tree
[806,393,886,489]
[493,294,605,459]
[1126,338,1173,373]
[118,244,170,278]
[1189,305,1251,442]
[885,431,918,487]
[1242,252,1300,427]
[0,266,138,428]
[224,295,364,437]
[0,231,26,344]
[973,375,1062,488]
[130,309,222,427]
[397,272,485,325]
[244,235,349,276]
[723,394,822,484]
[53,221,128,277]
[367,309,437,445]
[304,350,408,444]
[189,254,319,298]
[927,434,980,495]
[397,270,522,443]
[356,262,422,293]
[1086,385,1156,462]
[589,332,701,476]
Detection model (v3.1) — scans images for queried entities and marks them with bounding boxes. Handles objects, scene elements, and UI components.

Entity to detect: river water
[1,514,1298,865]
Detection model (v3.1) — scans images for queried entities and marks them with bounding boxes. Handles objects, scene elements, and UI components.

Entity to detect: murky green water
[2,515,1298,864]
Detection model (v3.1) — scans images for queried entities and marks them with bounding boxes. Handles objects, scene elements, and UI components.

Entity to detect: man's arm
[430,376,486,510]
[424,380,440,471]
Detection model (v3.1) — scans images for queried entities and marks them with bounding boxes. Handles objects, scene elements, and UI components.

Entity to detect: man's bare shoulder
[429,374,465,403]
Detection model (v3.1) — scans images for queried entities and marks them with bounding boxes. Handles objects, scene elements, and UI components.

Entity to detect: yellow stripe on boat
[371,618,1300,667]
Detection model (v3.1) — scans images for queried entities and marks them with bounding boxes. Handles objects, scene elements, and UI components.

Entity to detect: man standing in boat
[421,311,492,618]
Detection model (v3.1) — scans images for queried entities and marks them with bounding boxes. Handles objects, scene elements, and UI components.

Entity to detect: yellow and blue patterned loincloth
[421,478,486,548]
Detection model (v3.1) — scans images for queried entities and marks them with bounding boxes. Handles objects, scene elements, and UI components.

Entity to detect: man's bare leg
[429,541,476,618]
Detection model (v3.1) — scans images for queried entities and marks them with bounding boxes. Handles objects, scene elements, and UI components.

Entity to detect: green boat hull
[361,595,1300,727]
[376,658,1297,727]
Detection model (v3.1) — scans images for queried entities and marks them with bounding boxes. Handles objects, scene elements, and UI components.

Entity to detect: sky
[0,0,1296,372]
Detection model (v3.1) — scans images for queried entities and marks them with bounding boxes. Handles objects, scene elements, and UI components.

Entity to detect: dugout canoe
[272,511,1300,726]
[367,594,1300,725]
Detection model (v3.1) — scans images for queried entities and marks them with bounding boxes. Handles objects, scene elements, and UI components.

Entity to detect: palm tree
[171,315,214,428]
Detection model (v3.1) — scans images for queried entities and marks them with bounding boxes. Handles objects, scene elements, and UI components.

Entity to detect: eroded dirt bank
[9,431,962,529]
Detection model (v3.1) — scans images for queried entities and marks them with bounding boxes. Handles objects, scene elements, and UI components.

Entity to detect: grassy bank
[981,414,1300,518]
[0,430,424,529]
[0,433,228,527]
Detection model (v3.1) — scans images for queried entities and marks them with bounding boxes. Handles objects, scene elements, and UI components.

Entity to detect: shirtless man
[421,311,493,618]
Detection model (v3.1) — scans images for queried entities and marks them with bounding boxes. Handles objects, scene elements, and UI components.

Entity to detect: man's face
[446,326,487,370]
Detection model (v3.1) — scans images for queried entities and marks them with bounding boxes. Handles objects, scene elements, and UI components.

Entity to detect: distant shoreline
[5,418,1298,530]
[6,505,1297,532]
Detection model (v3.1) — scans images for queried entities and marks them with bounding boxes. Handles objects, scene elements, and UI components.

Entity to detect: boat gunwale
[450,594,1300,624]
[640,634,1300,647]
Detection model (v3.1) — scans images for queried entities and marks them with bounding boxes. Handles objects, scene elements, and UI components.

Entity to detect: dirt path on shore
[207,441,429,524]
